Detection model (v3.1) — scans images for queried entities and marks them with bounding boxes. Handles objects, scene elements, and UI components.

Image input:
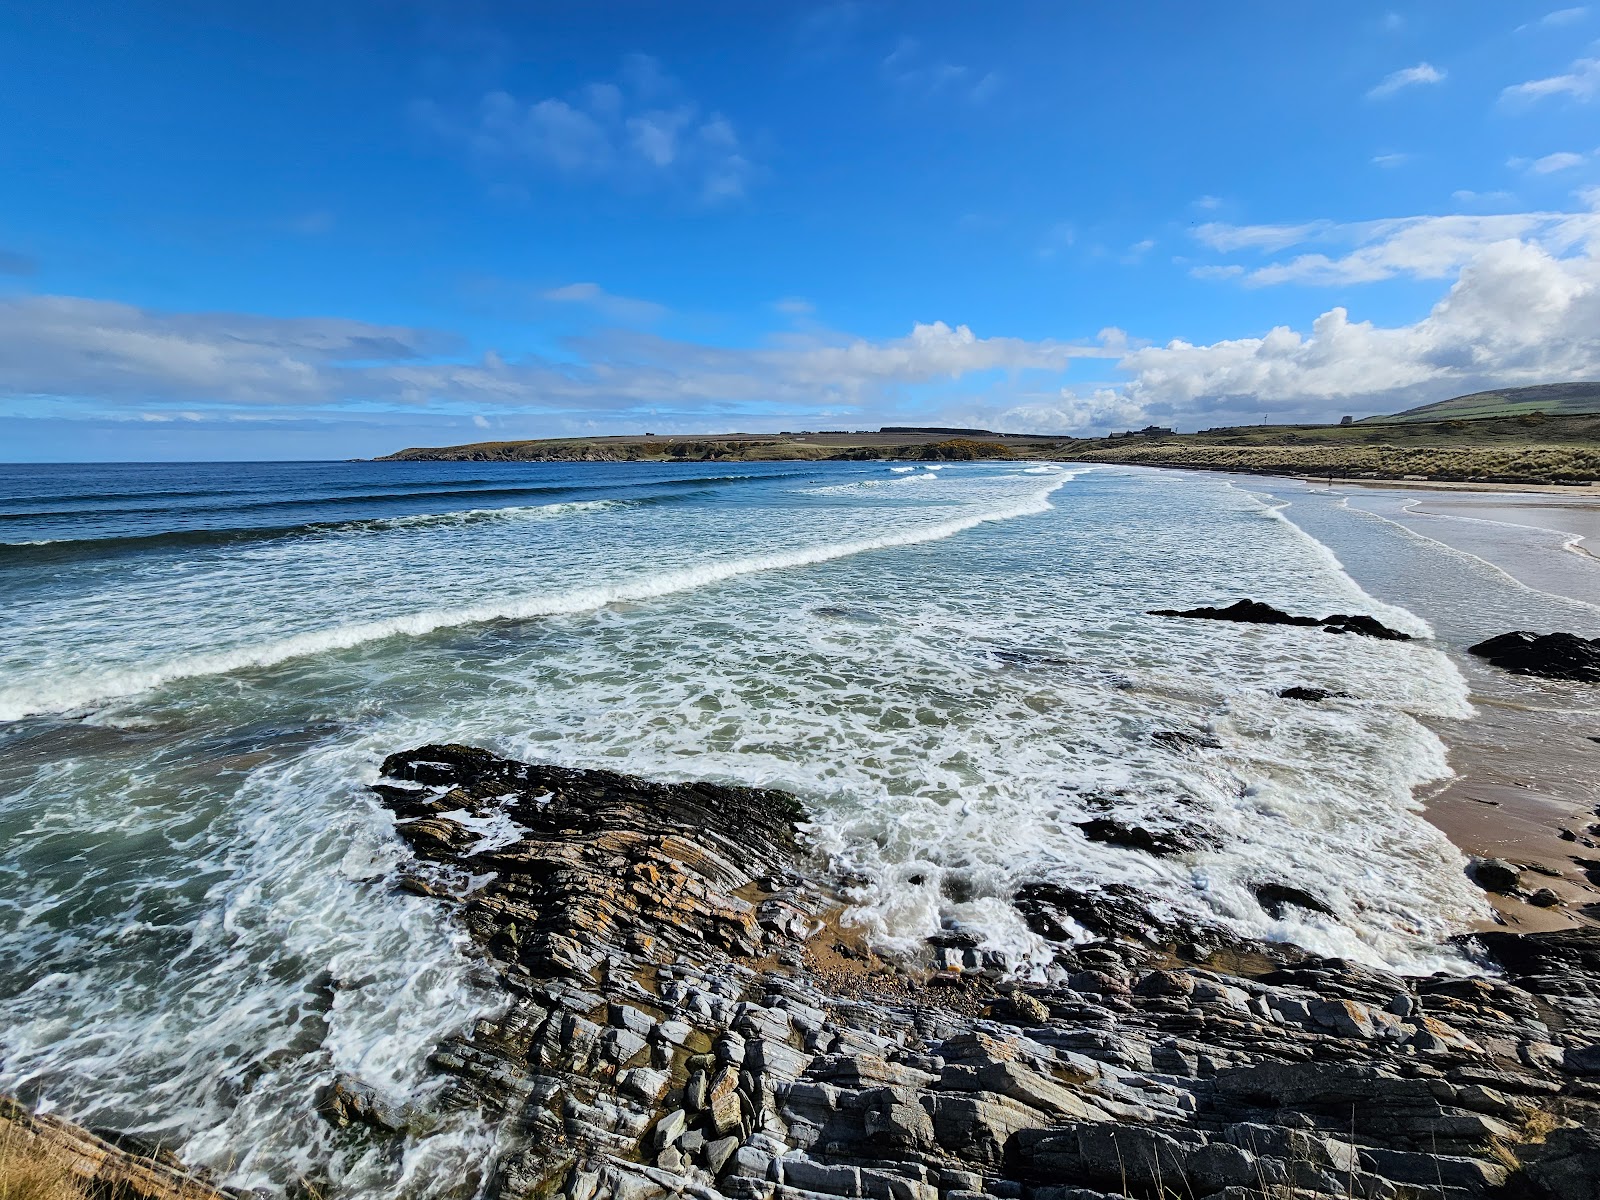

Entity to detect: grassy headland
[376,385,1600,484]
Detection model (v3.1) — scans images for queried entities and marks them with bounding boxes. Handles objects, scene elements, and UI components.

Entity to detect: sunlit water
[0,459,1589,1196]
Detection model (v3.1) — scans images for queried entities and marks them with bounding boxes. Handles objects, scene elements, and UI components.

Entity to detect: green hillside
[1367,381,1600,423]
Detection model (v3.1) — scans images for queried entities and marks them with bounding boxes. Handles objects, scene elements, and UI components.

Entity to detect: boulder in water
[1253,881,1336,919]
[1279,686,1352,702]
[1150,598,1411,641]
[1149,599,1320,626]
[1468,631,1600,683]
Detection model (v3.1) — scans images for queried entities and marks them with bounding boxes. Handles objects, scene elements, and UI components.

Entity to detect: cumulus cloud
[1502,55,1600,103]
[1110,239,1600,425]
[1367,62,1445,99]
[415,54,755,203]
[1190,205,1600,285]
[0,295,1111,430]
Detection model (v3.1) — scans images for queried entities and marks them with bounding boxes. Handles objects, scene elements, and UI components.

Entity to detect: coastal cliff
[337,743,1600,1200]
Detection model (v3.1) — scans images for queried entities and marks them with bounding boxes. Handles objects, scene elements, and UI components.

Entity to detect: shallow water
[0,458,1579,1196]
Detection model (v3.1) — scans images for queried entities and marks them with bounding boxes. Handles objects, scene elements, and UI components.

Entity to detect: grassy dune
[1065,440,1600,483]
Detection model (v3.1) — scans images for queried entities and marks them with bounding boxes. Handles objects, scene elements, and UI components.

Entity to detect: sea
[1,458,1596,1196]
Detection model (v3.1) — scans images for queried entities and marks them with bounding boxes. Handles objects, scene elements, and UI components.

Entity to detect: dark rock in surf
[1468,856,1523,895]
[1468,631,1600,683]
[1149,598,1320,627]
[1253,881,1336,919]
[1279,686,1352,702]
[1074,817,1205,857]
[1150,729,1223,751]
[1321,612,1412,641]
[1150,598,1412,641]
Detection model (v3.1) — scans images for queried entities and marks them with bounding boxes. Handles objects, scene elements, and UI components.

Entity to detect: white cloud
[881,38,999,103]
[1502,56,1600,103]
[1189,205,1600,285]
[1452,189,1517,206]
[1525,150,1587,173]
[541,282,667,324]
[0,295,1113,428]
[1193,221,1331,253]
[1108,239,1600,425]
[1371,152,1410,168]
[415,55,755,203]
[1519,6,1588,29]
[1367,62,1445,99]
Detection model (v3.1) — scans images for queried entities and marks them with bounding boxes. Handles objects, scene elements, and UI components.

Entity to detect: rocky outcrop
[1150,600,1413,641]
[0,1095,237,1200]
[1468,631,1600,683]
[346,745,1600,1200]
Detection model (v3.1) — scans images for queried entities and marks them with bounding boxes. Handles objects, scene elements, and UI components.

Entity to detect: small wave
[0,479,1069,721]
[888,466,917,474]
[0,497,657,568]
[0,470,797,526]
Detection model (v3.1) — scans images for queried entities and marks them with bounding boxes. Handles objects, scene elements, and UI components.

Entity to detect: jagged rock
[1469,631,1600,683]
[360,745,1600,1200]
[1518,1127,1600,1199]
[990,992,1051,1026]
[315,1075,410,1133]
[1150,599,1411,641]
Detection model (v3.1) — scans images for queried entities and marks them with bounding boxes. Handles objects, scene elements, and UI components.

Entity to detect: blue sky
[3,1,1599,460]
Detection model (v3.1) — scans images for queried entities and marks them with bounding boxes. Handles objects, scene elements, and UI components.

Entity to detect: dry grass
[0,1138,84,1200]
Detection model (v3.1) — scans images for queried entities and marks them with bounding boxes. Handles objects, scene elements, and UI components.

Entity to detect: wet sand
[1411,493,1600,560]
[1423,695,1600,934]
[1393,486,1600,934]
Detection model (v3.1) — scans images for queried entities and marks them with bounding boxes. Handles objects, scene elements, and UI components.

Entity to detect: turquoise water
[0,457,1574,1196]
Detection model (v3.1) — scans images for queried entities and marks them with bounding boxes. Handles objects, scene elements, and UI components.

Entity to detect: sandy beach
[1327,481,1600,934]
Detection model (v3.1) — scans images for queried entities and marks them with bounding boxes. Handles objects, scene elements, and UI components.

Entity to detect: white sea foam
[0,476,1065,720]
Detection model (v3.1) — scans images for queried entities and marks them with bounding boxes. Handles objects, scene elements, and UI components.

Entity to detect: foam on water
[0,460,1497,1196]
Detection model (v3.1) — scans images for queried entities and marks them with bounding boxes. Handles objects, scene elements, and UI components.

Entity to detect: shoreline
[1266,469,1600,937]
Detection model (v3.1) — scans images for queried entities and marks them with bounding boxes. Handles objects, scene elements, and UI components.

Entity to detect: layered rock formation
[349,744,1600,1200]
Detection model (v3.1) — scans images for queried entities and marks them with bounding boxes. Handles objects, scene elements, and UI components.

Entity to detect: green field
[1364,381,1600,423]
